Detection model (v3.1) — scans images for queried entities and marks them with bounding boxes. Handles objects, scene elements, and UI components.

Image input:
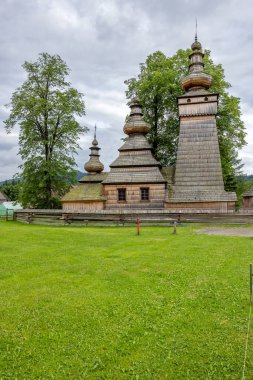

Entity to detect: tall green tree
[125,49,246,190]
[5,53,86,209]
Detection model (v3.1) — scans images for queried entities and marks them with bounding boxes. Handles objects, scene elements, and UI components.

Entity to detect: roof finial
[195,18,198,42]
[92,125,98,146]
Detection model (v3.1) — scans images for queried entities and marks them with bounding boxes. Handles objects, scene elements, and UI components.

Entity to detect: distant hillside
[77,171,86,181]
[244,175,253,182]
[0,171,85,185]
[0,178,20,186]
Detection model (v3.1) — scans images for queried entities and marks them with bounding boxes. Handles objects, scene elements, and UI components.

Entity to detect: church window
[187,98,191,103]
[140,187,149,201]
[118,188,126,201]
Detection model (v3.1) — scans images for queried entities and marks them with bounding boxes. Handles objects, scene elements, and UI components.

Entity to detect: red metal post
[136,217,141,235]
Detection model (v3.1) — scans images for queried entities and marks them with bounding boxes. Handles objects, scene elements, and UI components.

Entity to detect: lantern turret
[181,36,212,93]
[84,126,104,174]
[123,97,151,135]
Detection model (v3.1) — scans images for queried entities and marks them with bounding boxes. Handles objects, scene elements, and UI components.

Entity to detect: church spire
[84,126,104,174]
[181,33,212,93]
[93,125,97,145]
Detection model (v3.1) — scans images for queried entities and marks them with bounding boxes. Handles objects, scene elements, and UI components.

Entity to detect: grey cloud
[0,140,17,151]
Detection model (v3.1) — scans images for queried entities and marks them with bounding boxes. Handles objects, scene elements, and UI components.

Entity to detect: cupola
[84,126,104,174]
[181,35,212,93]
[123,97,151,135]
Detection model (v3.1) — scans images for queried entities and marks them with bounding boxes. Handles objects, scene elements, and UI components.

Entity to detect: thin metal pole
[250,264,252,305]
[242,265,253,379]
[173,221,177,234]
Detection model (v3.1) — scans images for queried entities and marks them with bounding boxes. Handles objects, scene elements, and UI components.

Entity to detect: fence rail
[14,209,253,225]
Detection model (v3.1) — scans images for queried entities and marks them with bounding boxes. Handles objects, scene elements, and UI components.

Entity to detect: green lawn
[0,222,253,379]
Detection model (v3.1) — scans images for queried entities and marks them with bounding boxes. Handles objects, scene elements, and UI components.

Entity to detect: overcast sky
[0,0,253,181]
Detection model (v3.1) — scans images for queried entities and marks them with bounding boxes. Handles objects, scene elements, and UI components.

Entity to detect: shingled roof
[110,154,159,167]
[62,183,106,202]
[243,186,253,197]
[119,134,151,151]
[103,169,165,184]
[0,191,8,202]
[79,172,108,183]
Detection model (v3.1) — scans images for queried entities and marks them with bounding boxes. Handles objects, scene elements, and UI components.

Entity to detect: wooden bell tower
[166,36,236,213]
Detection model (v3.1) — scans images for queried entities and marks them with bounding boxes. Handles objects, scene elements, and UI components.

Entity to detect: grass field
[0,221,253,379]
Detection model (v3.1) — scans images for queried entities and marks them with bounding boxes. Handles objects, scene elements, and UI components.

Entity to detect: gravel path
[197,227,253,237]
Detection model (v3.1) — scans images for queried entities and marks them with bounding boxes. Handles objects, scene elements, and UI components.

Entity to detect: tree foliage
[5,53,86,208]
[0,180,21,202]
[125,49,246,191]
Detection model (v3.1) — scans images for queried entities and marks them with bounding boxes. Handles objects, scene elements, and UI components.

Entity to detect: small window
[204,97,208,101]
[141,188,149,201]
[118,188,126,201]
[187,98,191,103]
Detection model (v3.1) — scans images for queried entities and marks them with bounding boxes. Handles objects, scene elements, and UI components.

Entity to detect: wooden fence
[14,209,253,225]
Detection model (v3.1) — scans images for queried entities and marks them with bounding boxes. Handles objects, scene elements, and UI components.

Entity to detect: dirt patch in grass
[197,227,253,237]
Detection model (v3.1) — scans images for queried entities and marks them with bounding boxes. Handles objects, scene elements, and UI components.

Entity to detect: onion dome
[123,97,151,135]
[191,38,202,51]
[84,126,104,173]
[181,36,212,93]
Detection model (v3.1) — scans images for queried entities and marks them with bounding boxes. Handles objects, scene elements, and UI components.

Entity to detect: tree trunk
[152,95,159,159]
[44,140,52,209]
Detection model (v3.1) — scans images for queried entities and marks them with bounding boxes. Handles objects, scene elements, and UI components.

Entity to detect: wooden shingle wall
[173,115,224,195]
[62,201,104,211]
[165,201,235,212]
[104,184,166,209]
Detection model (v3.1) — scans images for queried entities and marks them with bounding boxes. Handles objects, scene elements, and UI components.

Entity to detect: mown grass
[0,221,253,379]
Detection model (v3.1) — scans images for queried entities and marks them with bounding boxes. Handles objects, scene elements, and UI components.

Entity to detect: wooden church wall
[62,201,104,211]
[104,183,166,209]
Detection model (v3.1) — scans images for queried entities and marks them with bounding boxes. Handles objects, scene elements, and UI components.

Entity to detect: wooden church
[62,37,237,213]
